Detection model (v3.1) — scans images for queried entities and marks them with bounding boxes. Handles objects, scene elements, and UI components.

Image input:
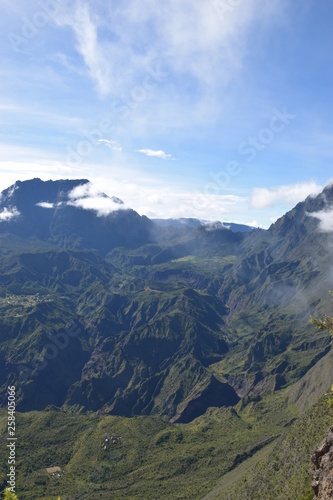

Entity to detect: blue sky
[0,0,333,227]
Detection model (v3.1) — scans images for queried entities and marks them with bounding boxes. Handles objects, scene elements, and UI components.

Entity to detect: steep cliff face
[312,427,333,498]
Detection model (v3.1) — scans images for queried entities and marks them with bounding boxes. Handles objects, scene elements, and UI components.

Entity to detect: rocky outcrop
[312,426,333,498]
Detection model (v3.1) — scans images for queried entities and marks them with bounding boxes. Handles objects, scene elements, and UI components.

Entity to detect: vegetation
[206,396,332,499]
[310,290,333,337]
[3,489,18,500]
[0,390,297,499]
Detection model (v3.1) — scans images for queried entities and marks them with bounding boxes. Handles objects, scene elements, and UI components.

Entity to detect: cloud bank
[251,181,323,209]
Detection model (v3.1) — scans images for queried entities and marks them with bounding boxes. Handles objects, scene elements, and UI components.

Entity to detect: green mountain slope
[208,397,332,500]
[0,389,297,499]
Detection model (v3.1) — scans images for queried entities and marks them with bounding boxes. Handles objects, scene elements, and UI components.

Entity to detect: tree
[3,489,18,500]
[310,292,333,403]
[310,290,333,338]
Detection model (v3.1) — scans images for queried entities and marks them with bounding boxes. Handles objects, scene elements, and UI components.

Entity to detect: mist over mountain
[152,218,257,233]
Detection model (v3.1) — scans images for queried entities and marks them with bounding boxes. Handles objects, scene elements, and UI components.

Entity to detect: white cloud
[67,183,91,200]
[136,149,172,160]
[251,181,323,209]
[36,202,55,209]
[308,209,333,233]
[67,196,123,216]
[0,207,20,222]
[67,182,125,216]
[98,139,122,152]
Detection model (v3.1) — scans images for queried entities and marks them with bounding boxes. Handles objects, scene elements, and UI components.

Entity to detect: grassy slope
[0,389,297,500]
[202,441,277,500]
[209,397,332,500]
[203,347,333,500]
[1,356,329,499]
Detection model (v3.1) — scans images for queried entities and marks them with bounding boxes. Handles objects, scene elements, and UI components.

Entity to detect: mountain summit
[0,178,152,255]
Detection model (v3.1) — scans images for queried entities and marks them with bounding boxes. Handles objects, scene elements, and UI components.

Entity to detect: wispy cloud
[98,139,122,152]
[53,1,284,105]
[136,149,173,160]
[55,3,112,97]
[251,181,323,209]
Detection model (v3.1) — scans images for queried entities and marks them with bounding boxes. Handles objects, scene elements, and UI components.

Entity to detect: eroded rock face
[312,427,333,498]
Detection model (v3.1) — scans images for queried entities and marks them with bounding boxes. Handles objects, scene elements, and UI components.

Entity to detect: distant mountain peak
[0,178,150,255]
[0,178,124,213]
[0,178,90,207]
